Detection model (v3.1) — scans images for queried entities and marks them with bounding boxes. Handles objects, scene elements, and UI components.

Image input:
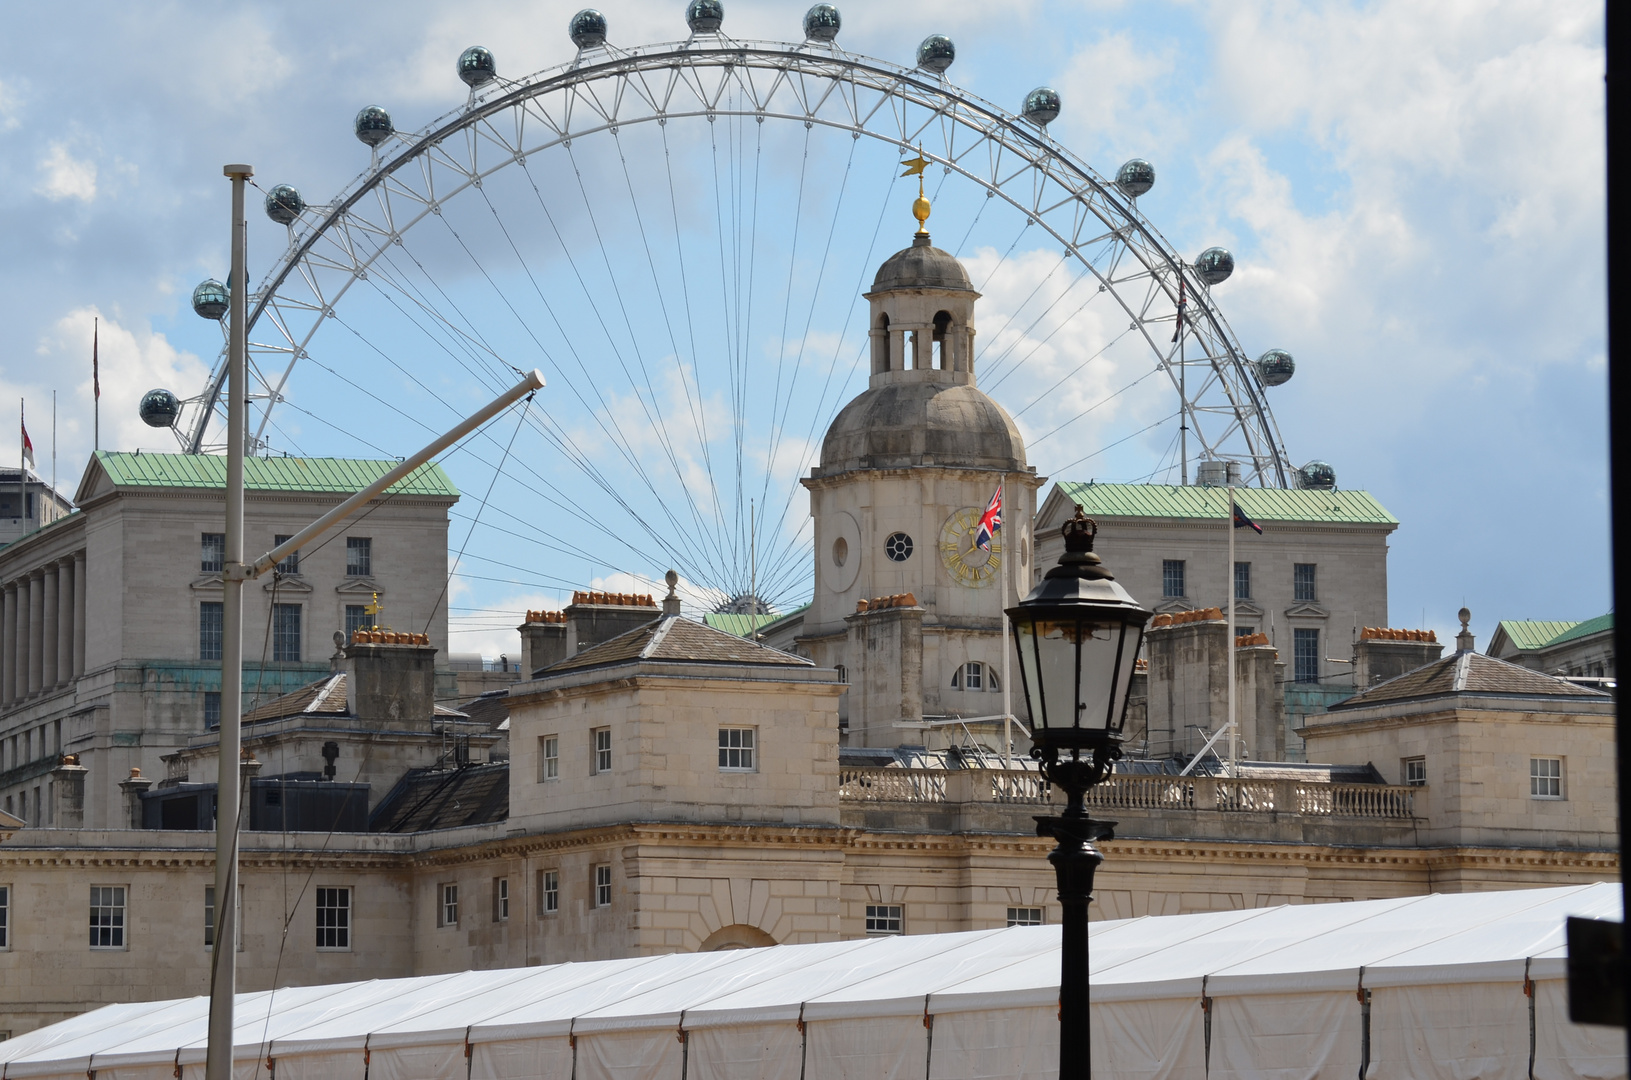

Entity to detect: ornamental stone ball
[192,279,229,320]
[570,9,608,48]
[139,389,181,429]
[1298,460,1336,490]
[1195,246,1234,286]
[354,105,393,147]
[457,46,497,87]
[1256,348,1295,387]
[916,34,954,74]
[264,184,304,226]
[1116,158,1155,198]
[803,3,840,40]
[686,0,724,33]
[1023,87,1061,127]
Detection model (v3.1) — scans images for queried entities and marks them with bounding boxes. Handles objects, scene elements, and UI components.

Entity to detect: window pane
[90,886,125,948]
[1234,562,1251,600]
[1294,564,1317,602]
[204,886,214,947]
[542,870,559,914]
[595,865,612,907]
[965,662,982,690]
[203,691,221,729]
[201,534,225,573]
[1006,907,1043,927]
[273,535,299,576]
[1293,629,1320,683]
[1162,560,1185,598]
[864,904,903,934]
[717,727,756,771]
[346,537,372,577]
[273,604,302,662]
[345,605,370,637]
[1,885,10,948]
[316,887,350,949]
[200,602,224,661]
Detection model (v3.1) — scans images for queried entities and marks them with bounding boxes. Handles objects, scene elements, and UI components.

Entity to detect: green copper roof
[1543,613,1613,648]
[92,452,459,498]
[1492,620,1582,652]
[703,605,808,638]
[1049,482,1398,526]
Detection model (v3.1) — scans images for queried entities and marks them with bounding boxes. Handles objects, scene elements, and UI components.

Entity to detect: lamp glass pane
[1076,620,1126,731]
[1035,619,1084,730]
[1013,620,1045,727]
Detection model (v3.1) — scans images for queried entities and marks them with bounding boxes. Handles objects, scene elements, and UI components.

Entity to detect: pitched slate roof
[1049,481,1397,526]
[369,762,509,832]
[1490,619,1582,653]
[1330,649,1609,710]
[242,672,469,724]
[88,451,459,498]
[543,615,814,675]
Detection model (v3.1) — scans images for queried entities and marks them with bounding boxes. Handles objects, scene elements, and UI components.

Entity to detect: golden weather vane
[364,591,383,628]
[900,149,932,235]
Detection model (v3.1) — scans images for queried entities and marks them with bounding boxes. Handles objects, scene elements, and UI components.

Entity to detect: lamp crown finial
[1062,506,1097,553]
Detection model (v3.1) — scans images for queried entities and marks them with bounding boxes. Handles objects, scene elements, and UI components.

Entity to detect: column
[41,565,58,693]
[1,582,13,706]
[73,550,86,678]
[27,570,43,697]
[56,558,73,688]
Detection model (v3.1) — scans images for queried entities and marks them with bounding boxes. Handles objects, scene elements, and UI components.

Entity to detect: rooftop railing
[838,767,1416,820]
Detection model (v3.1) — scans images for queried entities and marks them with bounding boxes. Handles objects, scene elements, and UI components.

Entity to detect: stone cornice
[802,465,1043,492]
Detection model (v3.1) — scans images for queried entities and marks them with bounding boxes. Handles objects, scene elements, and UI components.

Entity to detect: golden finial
[364,591,383,629]
[900,150,931,235]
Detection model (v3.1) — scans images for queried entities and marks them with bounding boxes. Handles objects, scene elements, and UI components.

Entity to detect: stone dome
[870,236,975,294]
[818,381,1025,474]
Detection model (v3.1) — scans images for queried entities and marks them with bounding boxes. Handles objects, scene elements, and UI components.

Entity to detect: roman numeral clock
[940,507,1001,587]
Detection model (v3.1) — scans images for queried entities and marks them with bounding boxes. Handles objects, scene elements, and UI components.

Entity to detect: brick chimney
[345,634,438,728]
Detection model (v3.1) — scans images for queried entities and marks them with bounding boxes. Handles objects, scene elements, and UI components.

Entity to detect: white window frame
[1530,757,1564,800]
[1006,907,1044,927]
[0,884,9,950]
[204,885,243,950]
[594,864,612,908]
[592,728,612,774]
[540,736,559,782]
[90,885,127,950]
[315,887,351,951]
[438,883,459,928]
[541,870,560,915]
[1403,758,1426,787]
[718,727,756,772]
[865,904,903,935]
[964,661,983,691]
[493,877,509,922]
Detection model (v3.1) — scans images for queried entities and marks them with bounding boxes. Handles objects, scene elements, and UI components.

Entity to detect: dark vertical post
[1608,0,1631,1049]
[1039,783,1111,1080]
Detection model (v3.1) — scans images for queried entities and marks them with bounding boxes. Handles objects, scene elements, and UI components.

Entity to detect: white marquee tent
[1,884,1622,1080]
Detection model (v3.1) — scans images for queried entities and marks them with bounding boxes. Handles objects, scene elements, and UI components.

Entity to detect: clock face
[939,507,1001,587]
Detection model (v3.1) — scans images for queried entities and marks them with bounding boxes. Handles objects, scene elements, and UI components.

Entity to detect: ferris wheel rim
[182,34,1292,488]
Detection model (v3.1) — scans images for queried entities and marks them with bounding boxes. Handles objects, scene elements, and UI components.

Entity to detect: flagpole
[51,392,56,523]
[93,317,99,453]
[1227,483,1238,776]
[1000,478,1012,771]
[18,399,24,536]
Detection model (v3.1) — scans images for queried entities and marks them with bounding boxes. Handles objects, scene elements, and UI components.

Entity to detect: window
[594,865,612,908]
[493,878,509,922]
[438,883,458,927]
[273,535,300,576]
[90,886,126,949]
[1530,758,1563,799]
[718,727,756,771]
[541,870,559,915]
[1293,563,1317,602]
[865,904,903,935]
[200,602,224,661]
[204,886,240,949]
[315,887,350,950]
[345,605,370,637]
[1403,758,1426,787]
[0,885,8,948]
[1234,561,1251,600]
[835,665,848,684]
[346,537,372,577]
[592,728,612,774]
[1293,629,1320,683]
[1162,560,1185,598]
[964,661,983,690]
[272,604,302,662]
[204,692,221,729]
[540,736,559,782]
[1236,626,1256,638]
[201,533,225,573]
[884,532,914,562]
[1007,907,1044,927]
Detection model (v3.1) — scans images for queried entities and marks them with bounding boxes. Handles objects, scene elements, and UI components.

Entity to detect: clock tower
[799,202,1040,747]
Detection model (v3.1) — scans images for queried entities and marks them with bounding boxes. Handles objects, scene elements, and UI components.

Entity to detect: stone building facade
[0,452,459,829]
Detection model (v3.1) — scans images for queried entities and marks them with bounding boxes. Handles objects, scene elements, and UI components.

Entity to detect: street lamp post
[1005,507,1151,1080]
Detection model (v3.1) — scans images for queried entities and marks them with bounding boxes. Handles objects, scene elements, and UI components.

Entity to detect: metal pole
[206,162,251,1080]
[1040,788,1106,1080]
[1227,485,1237,775]
[1001,477,1012,771]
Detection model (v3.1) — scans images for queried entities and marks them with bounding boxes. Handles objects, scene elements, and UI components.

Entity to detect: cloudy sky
[0,1,1606,658]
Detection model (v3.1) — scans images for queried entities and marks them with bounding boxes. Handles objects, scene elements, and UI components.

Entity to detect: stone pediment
[264,574,313,594]
[1226,601,1264,619]
[1283,602,1329,619]
[189,574,223,592]
[335,577,383,595]
[1154,599,1194,614]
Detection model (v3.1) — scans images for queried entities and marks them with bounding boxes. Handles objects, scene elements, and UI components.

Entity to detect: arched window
[932,310,952,369]
[875,313,892,372]
[950,661,1000,691]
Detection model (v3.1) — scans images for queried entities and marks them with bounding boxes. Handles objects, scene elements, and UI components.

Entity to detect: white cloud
[36,143,97,203]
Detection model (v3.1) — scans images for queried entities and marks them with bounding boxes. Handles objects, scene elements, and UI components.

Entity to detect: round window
[832,536,848,567]
[884,532,914,562]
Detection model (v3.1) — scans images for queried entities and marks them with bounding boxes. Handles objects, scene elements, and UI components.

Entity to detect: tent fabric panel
[467,1035,573,1080]
[1090,998,1205,1080]
[1210,990,1360,1080]
[1366,982,1527,1080]
[366,1041,469,1080]
[928,1006,1058,1080]
[92,1066,180,1080]
[803,1016,926,1080]
[270,1049,368,1080]
[1531,980,1627,1080]
[575,1030,684,1080]
[687,1023,804,1080]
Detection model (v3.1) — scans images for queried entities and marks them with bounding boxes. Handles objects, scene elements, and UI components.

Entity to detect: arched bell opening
[932,310,953,370]
[872,312,892,373]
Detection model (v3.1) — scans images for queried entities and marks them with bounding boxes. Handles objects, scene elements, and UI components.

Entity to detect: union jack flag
[974,485,1002,551]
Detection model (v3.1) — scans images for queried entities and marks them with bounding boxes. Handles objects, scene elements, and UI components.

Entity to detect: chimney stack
[51,755,88,828]
[345,633,438,728]
[119,767,153,829]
